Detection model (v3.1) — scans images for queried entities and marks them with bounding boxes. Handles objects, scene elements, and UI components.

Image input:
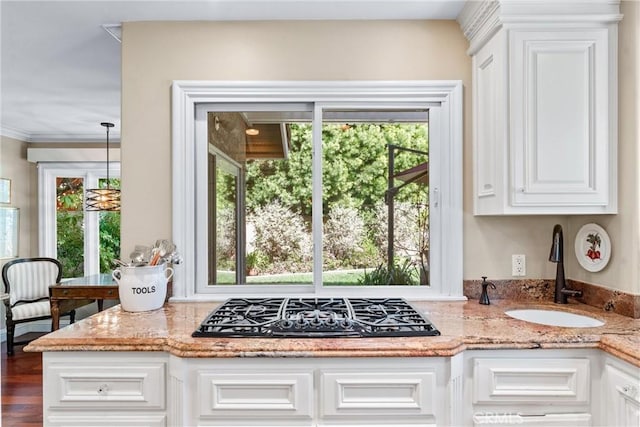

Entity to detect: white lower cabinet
[603,355,640,427]
[170,356,461,427]
[464,349,600,427]
[43,352,168,426]
[41,349,639,426]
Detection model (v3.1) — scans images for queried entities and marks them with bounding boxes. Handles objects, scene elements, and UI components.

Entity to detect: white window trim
[171,80,463,301]
[38,162,121,276]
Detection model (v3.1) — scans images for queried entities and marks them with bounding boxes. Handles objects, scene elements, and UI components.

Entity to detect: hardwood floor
[1,333,44,427]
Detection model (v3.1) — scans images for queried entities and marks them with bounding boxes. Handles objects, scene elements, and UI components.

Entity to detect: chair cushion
[11,300,51,321]
[5,260,59,305]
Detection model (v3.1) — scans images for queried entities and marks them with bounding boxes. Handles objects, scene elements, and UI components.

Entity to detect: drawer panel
[473,358,590,405]
[198,371,313,419]
[47,414,165,426]
[473,413,591,426]
[46,414,167,427]
[46,363,165,410]
[320,371,436,418]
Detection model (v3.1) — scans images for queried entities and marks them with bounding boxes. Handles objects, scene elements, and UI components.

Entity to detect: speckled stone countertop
[25,300,640,366]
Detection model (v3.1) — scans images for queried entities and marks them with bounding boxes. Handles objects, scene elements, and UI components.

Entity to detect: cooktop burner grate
[192,297,440,338]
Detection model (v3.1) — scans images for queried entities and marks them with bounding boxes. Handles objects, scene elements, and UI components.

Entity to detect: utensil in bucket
[112,264,174,312]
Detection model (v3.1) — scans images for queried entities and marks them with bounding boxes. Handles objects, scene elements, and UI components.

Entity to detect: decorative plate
[574,223,611,272]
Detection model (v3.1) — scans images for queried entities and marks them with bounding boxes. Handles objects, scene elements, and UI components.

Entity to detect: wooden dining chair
[2,257,76,355]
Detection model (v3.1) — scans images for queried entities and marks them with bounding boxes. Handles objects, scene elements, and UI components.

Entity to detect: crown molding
[102,24,122,43]
[0,125,121,143]
[457,1,501,55]
[27,148,121,163]
[0,126,30,142]
[457,0,623,55]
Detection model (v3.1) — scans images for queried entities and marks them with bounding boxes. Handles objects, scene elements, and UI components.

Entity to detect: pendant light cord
[106,125,110,187]
[101,122,114,190]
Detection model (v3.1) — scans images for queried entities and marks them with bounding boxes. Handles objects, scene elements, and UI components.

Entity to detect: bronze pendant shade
[85,122,120,211]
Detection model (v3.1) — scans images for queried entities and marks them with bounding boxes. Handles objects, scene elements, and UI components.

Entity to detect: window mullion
[312,103,323,292]
[84,173,99,275]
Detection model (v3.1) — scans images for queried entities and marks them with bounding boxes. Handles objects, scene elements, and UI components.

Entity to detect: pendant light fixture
[85,122,120,211]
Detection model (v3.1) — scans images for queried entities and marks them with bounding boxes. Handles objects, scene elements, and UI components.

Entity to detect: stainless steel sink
[505,309,604,328]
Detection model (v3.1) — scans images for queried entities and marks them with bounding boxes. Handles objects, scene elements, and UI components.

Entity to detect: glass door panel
[320,109,430,286]
[56,177,85,278]
[98,178,121,274]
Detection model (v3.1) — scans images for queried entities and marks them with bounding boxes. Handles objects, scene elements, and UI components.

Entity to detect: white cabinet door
[42,352,168,425]
[509,29,614,212]
[604,361,640,427]
[196,371,313,422]
[473,357,591,405]
[465,1,620,215]
[473,30,508,215]
[463,349,598,426]
[320,370,437,419]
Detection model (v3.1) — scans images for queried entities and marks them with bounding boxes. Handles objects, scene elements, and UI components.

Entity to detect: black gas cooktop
[192,297,440,338]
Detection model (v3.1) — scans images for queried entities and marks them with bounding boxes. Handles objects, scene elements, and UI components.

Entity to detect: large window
[39,163,121,278]
[173,81,463,299]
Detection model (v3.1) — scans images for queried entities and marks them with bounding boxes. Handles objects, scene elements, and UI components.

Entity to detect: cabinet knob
[97,384,109,395]
[622,384,638,399]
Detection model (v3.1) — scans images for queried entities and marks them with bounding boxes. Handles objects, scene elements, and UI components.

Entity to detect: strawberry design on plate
[585,232,602,261]
[575,223,610,272]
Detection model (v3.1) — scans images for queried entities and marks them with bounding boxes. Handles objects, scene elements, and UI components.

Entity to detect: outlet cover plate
[512,254,526,276]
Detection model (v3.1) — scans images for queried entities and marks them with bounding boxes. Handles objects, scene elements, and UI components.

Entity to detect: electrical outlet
[512,254,526,276]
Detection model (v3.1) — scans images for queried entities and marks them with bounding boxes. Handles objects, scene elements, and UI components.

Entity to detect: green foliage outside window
[243,123,428,217]
[215,123,430,282]
[99,211,121,273]
[55,177,120,278]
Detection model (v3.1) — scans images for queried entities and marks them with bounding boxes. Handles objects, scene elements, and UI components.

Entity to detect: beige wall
[565,1,640,294]
[121,15,639,294]
[0,136,38,331]
[0,136,38,261]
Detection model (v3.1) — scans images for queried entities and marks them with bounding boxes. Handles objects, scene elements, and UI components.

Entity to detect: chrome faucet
[549,224,583,304]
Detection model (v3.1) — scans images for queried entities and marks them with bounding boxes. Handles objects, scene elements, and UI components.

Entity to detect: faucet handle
[481,276,496,290]
[479,277,496,305]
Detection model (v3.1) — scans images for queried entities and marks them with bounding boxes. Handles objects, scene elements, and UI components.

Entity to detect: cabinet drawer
[473,358,590,405]
[46,362,165,410]
[473,413,591,426]
[47,414,166,426]
[197,371,313,420]
[320,370,436,418]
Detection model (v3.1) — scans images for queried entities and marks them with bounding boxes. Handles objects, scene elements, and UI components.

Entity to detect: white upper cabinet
[459,0,621,215]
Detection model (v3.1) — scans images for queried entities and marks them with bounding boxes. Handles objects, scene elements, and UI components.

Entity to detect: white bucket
[112,264,174,312]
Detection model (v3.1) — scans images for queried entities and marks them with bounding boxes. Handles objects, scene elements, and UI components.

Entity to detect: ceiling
[0,0,465,143]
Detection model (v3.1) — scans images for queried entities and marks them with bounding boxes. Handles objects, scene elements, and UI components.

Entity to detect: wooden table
[49,274,118,331]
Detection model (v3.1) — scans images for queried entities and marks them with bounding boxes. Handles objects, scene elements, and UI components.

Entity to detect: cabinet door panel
[320,370,437,421]
[197,371,313,420]
[46,362,165,410]
[510,29,610,208]
[605,363,640,427]
[473,413,591,426]
[473,358,590,404]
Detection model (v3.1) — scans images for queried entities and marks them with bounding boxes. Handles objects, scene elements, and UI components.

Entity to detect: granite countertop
[25,299,640,366]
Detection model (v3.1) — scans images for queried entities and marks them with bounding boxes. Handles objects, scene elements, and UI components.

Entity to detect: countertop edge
[26,336,639,367]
